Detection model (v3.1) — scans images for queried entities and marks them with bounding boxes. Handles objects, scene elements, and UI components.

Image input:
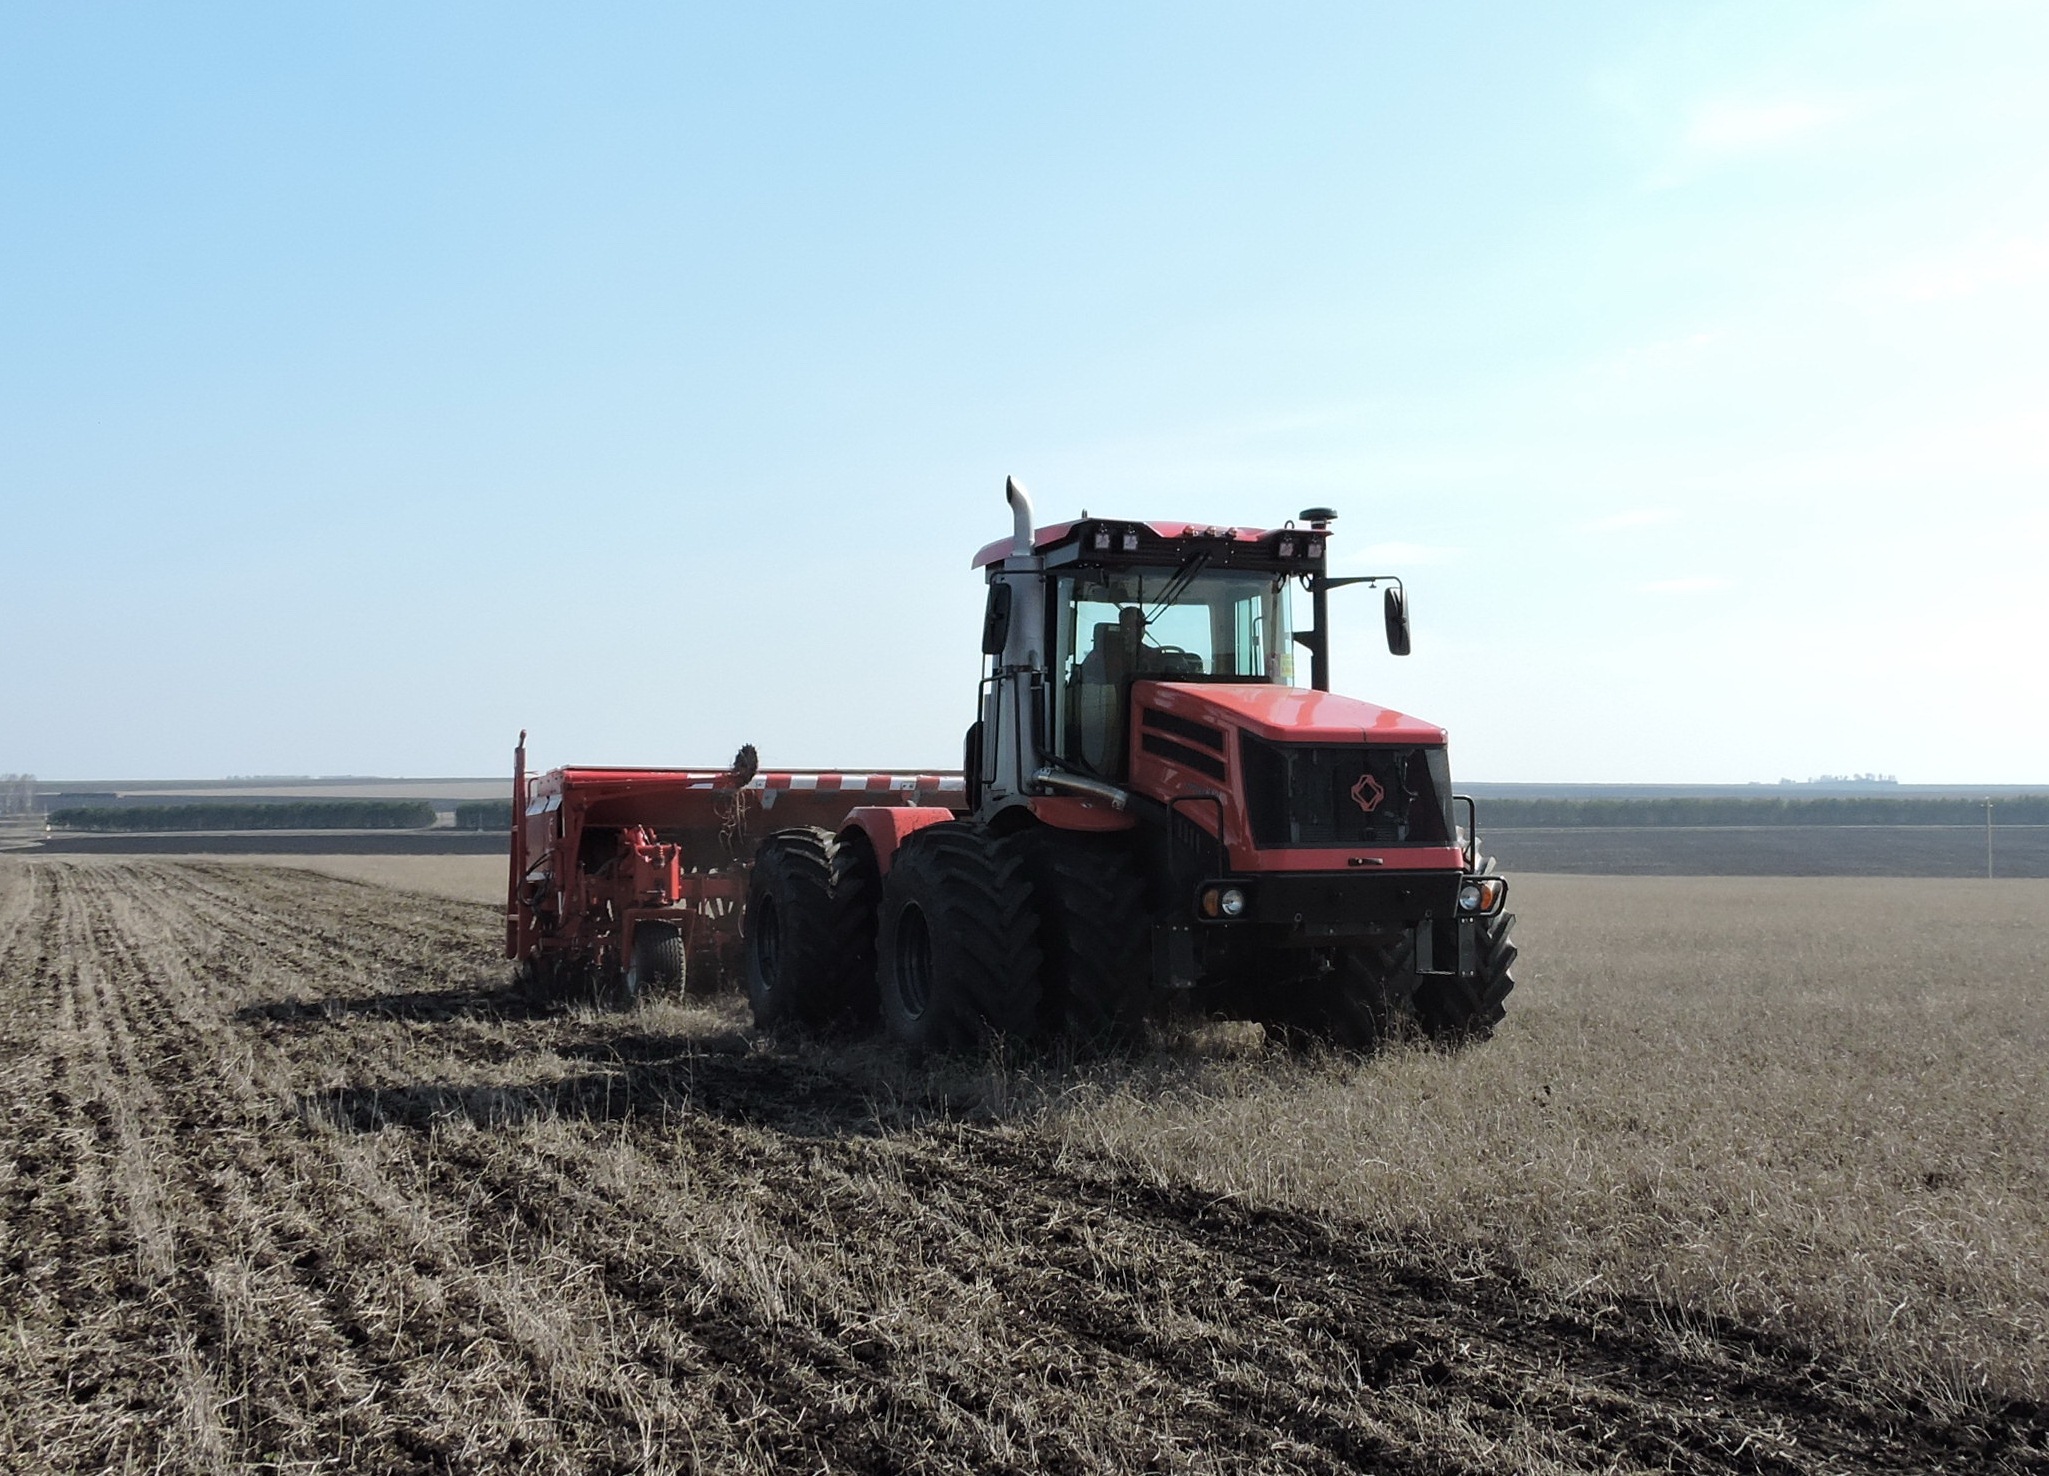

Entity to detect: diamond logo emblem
[1350,773,1385,814]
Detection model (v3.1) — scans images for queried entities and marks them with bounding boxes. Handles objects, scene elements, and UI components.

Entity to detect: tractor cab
[970,487,1366,810]
[1052,560,1296,779]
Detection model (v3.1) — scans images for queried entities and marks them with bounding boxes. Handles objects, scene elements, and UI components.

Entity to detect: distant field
[32,829,506,857]
[1485,823,2049,876]
[33,822,2047,881]
[256,854,508,903]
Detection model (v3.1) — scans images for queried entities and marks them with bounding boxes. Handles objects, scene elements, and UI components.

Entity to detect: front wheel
[875,823,1042,1054]
[1013,828,1152,1050]
[1411,859,1518,1042]
[1259,946,1400,1056]
[1410,910,1517,1042]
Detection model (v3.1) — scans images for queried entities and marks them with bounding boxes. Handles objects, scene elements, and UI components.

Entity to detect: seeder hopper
[505,738,964,1004]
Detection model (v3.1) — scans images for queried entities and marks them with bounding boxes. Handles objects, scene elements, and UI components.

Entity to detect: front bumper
[1226,869,1465,941]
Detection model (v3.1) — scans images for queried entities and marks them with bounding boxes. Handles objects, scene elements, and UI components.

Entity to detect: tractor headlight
[1199,884,1251,920]
[1458,877,1506,915]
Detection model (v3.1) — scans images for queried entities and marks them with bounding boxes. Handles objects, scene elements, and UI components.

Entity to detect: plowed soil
[1,860,2041,1474]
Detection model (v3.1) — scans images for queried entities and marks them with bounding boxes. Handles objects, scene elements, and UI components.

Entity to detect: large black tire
[874,822,1042,1054]
[745,828,841,1030]
[1411,859,1518,1043]
[1260,947,1398,1056]
[827,829,883,1028]
[1013,828,1152,1050]
[627,922,687,997]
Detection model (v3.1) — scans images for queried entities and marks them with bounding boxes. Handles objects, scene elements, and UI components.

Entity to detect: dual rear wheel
[750,820,1135,1054]
[874,824,1041,1053]
[745,827,878,1031]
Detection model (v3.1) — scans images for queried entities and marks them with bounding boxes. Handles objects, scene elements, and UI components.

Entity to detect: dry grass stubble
[3,859,2044,1474]
[1045,875,2049,1405]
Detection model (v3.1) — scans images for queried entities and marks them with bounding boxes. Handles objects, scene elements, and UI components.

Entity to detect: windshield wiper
[1143,551,1210,625]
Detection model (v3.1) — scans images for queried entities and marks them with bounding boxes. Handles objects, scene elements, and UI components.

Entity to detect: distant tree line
[47,801,437,832]
[1480,796,2049,828]
[0,774,33,816]
[454,801,514,831]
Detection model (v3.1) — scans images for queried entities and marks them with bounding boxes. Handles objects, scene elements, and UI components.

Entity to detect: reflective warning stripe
[650,774,964,794]
[750,774,964,794]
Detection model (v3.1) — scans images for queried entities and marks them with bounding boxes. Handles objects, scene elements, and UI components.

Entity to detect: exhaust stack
[1004,475,1035,559]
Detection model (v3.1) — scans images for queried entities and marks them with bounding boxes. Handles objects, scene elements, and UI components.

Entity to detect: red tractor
[742,479,1517,1051]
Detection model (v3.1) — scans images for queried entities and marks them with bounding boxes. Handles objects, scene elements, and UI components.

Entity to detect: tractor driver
[1079,604,1148,687]
[1071,606,1149,775]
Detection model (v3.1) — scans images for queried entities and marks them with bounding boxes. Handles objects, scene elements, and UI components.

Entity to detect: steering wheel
[1141,643,1202,674]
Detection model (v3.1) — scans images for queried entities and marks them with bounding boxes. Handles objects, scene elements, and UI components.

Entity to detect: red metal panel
[1140,681,1446,745]
[971,519,1284,568]
[506,732,526,960]
[1126,687,1460,876]
[841,806,956,876]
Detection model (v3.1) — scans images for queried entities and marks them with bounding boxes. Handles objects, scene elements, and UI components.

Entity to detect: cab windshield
[1052,567,1295,778]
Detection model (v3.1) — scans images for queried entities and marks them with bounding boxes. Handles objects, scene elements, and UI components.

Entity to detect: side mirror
[1384,585,1412,657]
[981,582,1013,656]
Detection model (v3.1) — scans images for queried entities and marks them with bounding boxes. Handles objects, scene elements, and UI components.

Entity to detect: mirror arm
[1304,576,1412,672]
[1314,575,1403,593]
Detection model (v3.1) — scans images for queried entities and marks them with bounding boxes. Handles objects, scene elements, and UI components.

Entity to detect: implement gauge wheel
[627,923,687,998]
[875,822,1042,1054]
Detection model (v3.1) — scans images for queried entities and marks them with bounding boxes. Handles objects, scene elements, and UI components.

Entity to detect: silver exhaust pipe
[1005,475,1035,559]
[1032,767,1131,811]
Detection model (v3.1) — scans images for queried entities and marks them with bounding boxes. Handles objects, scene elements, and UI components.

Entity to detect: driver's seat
[1072,612,1144,775]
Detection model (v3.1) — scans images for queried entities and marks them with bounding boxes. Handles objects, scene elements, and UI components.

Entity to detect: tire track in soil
[439,1051,2039,1476]
[327,1039,2048,1470]
[3,862,403,1471]
[0,862,707,1474]
[2,859,2043,1475]
[1,863,225,1470]
[97,860,738,1473]
[72,862,481,1469]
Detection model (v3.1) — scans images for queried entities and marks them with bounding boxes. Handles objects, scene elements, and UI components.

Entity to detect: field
[1,859,2044,1474]
[1486,825,2049,878]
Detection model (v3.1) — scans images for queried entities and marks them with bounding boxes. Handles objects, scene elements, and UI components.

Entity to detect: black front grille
[1240,736,1453,848]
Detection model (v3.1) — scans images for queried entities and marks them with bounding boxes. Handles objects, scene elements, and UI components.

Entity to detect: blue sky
[4,2,2044,782]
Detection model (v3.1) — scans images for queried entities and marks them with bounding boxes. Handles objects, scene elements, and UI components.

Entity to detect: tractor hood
[1139,682,1447,746]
